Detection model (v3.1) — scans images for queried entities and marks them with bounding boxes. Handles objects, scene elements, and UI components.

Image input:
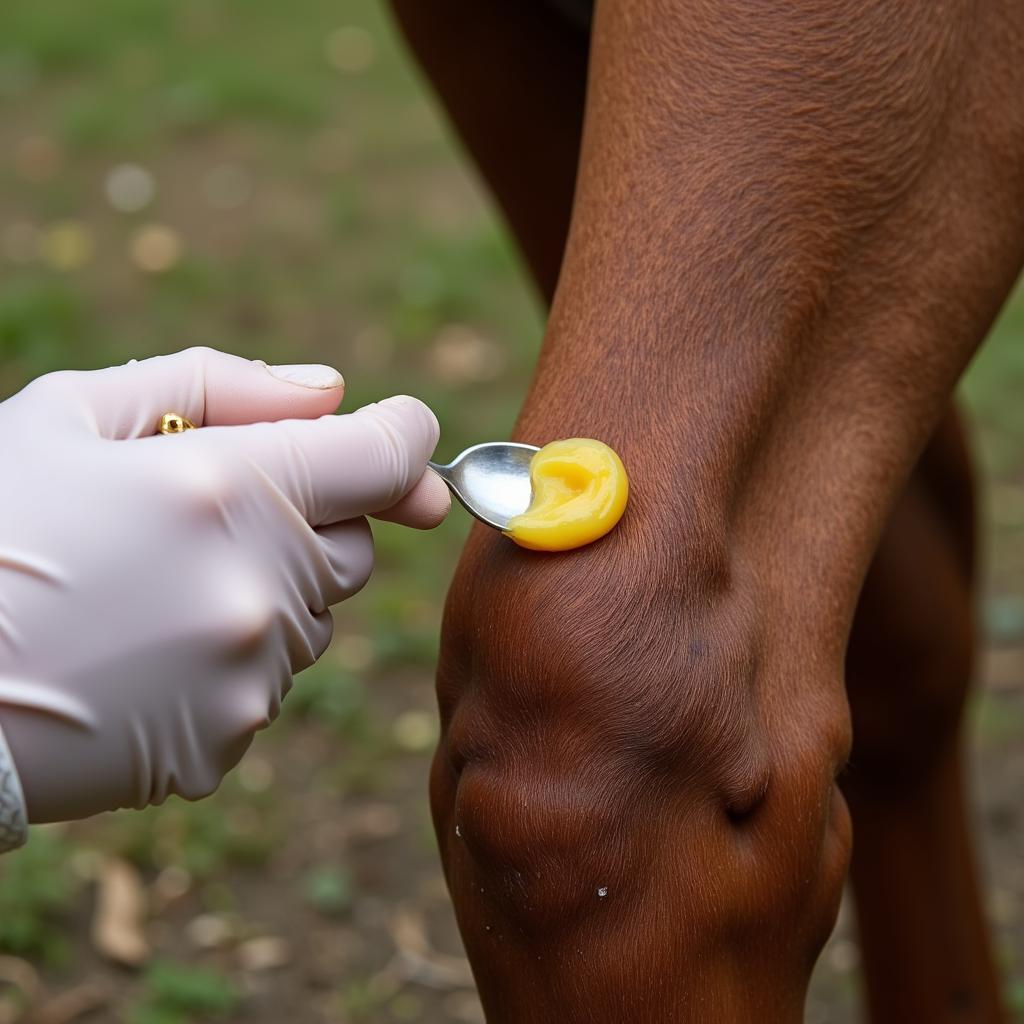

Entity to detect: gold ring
[158,412,196,434]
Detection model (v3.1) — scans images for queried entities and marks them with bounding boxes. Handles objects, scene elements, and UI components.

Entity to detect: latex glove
[0,347,450,831]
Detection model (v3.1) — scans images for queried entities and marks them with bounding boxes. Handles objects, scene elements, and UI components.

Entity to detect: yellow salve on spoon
[505,438,629,551]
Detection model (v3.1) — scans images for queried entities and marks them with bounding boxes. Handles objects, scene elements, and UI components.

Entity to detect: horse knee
[434,538,851,968]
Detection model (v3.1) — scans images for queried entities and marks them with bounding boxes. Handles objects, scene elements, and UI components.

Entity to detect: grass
[0,829,82,965]
[128,961,240,1024]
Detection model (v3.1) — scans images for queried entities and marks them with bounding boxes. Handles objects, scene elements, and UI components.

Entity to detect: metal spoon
[156,412,536,532]
[429,442,539,531]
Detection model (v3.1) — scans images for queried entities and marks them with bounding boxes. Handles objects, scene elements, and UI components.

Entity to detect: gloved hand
[0,347,450,833]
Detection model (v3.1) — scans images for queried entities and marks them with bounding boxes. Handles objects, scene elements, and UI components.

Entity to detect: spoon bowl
[429,442,539,531]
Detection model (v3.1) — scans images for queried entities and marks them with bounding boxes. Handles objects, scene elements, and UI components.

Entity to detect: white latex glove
[0,347,450,836]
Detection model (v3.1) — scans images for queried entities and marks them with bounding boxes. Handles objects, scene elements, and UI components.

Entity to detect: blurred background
[0,1,1022,1021]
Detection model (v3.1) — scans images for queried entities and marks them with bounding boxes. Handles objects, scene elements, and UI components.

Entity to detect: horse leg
[844,408,1005,1022]
[389,0,587,303]
[391,1,1024,1019]
[392,13,1009,1016]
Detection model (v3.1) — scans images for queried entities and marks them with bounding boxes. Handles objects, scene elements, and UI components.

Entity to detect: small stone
[105,163,156,212]
[597,886,609,898]
[238,935,291,972]
[186,913,235,950]
[130,224,182,273]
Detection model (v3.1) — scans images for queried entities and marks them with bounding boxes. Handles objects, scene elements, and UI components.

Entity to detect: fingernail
[379,395,415,407]
[266,363,344,389]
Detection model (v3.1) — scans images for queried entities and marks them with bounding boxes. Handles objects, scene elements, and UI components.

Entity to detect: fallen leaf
[386,907,475,990]
[91,858,149,967]
[185,913,237,950]
[0,956,41,1023]
[237,936,291,972]
[31,980,112,1024]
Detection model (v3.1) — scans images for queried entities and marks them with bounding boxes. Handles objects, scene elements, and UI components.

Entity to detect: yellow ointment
[505,438,629,552]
